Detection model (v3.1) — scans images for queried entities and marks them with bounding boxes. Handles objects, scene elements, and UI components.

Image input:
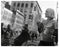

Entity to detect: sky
[38,1,58,20]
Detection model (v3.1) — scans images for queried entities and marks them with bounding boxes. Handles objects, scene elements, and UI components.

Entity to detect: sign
[13,10,24,31]
[28,14,34,30]
[1,8,13,27]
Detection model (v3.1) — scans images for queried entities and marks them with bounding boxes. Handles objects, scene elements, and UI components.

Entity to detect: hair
[1,23,4,26]
[46,8,55,19]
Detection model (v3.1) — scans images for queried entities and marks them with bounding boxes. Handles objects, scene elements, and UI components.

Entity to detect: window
[25,3,28,8]
[24,10,27,13]
[31,3,33,8]
[17,3,20,7]
[18,8,19,10]
[29,15,33,22]
[24,14,27,19]
[20,9,23,12]
[34,6,36,11]
[13,2,16,6]
[21,3,24,8]
[29,15,33,20]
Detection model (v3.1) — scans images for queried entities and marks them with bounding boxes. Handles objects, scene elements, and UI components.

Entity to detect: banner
[1,8,13,27]
[13,10,24,31]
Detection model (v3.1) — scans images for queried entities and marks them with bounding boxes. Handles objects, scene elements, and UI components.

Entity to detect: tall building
[10,1,42,31]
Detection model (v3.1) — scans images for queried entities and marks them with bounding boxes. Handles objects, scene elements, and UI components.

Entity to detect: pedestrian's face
[45,11,52,20]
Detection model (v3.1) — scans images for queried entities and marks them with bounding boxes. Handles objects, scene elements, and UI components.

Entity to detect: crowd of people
[1,23,13,46]
[1,8,58,46]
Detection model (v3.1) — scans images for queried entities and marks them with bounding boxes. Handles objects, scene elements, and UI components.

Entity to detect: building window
[25,3,28,8]
[29,15,33,22]
[24,10,27,13]
[21,3,24,8]
[31,3,33,8]
[17,3,20,7]
[29,15,33,20]
[24,14,27,19]
[18,8,19,10]
[13,2,16,6]
[20,9,23,12]
[34,6,36,11]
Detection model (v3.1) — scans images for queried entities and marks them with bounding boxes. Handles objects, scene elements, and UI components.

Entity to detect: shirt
[41,19,56,42]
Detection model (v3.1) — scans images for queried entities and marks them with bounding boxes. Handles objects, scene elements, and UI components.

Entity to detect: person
[37,21,44,35]
[31,32,37,41]
[14,24,30,46]
[1,23,4,46]
[1,24,11,46]
[6,24,11,32]
[4,24,13,45]
[53,21,58,45]
[38,8,57,46]
[1,23,4,35]
[6,24,13,38]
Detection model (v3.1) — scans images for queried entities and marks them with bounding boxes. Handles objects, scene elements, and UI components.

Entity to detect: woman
[38,8,56,46]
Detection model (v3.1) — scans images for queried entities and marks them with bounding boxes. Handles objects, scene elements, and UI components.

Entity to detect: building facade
[10,1,42,31]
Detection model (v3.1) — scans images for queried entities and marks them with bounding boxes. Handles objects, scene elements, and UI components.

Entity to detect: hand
[44,28,47,34]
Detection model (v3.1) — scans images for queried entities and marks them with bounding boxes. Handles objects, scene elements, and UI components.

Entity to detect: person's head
[45,8,55,20]
[1,23,4,27]
[25,24,28,27]
[24,24,28,29]
[16,31,18,33]
[7,24,10,29]
[22,24,28,32]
